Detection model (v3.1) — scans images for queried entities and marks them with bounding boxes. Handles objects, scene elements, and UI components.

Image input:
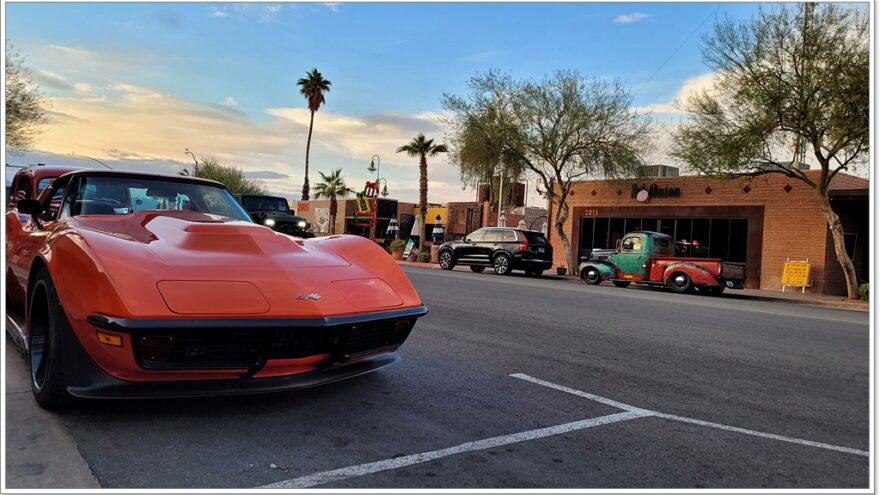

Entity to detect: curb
[396,261,868,312]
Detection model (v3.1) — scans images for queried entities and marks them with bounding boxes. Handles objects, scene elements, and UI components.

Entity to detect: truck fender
[663,262,718,286]
[578,261,616,281]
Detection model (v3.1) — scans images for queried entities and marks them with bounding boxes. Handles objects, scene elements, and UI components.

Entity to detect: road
[5,266,870,488]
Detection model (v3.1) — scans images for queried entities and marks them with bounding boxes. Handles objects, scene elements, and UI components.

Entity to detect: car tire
[612,281,631,288]
[469,265,485,273]
[668,272,693,294]
[581,267,602,285]
[493,253,513,275]
[439,251,455,270]
[28,268,70,410]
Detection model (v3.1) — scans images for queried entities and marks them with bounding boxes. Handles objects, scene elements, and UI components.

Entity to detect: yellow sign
[781,261,811,287]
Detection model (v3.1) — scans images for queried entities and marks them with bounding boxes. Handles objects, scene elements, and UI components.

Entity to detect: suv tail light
[517,236,528,253]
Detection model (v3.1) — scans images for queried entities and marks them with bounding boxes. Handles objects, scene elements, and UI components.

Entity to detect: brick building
[548,170,868,295]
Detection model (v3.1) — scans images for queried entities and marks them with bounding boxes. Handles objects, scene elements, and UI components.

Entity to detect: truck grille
[133,319,415,370]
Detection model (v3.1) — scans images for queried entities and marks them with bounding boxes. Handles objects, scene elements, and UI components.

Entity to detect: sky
[4,1,789,205]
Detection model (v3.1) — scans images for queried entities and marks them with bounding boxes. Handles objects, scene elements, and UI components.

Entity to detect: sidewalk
[397,260,869,312]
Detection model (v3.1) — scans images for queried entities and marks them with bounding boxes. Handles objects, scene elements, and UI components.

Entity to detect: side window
[501,230,518,242]
[43,184,68,221]
[483,230,502,242]
[36,178,53,196]
[58,178,81,220]
[467,229,485,242]
[15,177,32,202]
[621,236,643,252]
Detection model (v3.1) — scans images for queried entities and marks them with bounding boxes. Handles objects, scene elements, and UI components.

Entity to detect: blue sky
[5,2,770,203]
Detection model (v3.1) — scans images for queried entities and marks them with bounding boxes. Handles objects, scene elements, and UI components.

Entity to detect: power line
[633,9,717,99]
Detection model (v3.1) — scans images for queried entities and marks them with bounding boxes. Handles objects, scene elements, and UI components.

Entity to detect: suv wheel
[493,253,513,275]
[439,251,455,270]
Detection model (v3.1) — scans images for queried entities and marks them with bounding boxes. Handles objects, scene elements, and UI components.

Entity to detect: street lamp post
[184,148,199,175]
[368,155,390,239]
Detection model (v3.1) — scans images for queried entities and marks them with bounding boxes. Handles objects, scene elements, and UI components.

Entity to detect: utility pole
[497,167,504,227]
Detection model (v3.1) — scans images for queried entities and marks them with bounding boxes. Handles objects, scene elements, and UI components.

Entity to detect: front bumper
[66,305,427,398]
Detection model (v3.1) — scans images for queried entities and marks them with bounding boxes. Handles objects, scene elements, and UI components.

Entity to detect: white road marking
[511,373,869,458]
[259,410,649,489]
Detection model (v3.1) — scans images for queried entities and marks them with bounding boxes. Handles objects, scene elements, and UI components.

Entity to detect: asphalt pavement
[4,265,870,488]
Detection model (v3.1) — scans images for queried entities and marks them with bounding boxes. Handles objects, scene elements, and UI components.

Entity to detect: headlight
[297,221,306,228]
[264,218,276,227]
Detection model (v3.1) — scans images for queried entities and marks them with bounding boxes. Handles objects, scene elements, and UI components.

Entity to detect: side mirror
[17,199,43,216]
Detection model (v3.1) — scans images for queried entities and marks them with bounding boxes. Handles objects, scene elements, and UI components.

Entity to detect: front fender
[662,262,719,286]
[578,261,616,280]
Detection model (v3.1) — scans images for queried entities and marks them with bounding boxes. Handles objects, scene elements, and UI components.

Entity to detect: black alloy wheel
[28,268,70,409]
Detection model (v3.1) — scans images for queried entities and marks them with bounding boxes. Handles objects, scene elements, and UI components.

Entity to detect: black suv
[235,194,314,238]
[437,227,553,276]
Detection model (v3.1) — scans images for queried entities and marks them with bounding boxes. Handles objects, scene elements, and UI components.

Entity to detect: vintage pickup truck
[578,231,746,295]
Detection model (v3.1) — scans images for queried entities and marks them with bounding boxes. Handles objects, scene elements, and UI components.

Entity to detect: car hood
[71,211,421,318]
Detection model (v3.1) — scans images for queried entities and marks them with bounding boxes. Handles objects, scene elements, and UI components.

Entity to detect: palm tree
[313,168,354,235]
[397,134,448,251]
[297,68,332,201]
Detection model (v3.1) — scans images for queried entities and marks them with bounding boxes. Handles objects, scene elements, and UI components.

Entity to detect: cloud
[265,4,282,13]
[244,171,290,179]
[635,72,716,115]
[209,7,229,17]
[32,70,73,91]
[320,3,340,13]
[613,12,651,24]
[222,96,238,107]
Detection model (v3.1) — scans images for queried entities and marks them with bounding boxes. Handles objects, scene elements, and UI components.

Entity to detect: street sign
[402,239,415,260]
[781,259,811,292]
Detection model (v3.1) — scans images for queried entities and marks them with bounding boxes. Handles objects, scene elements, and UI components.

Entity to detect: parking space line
[258,410,649,489]
[510,373,869,457]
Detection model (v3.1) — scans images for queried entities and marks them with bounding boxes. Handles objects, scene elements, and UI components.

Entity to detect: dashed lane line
[511,373,869,457]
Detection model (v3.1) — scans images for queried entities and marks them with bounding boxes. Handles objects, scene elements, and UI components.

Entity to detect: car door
[6,176,72,305]
[615,235,647,280]
[478,228,502,264]
[457,228,486,262]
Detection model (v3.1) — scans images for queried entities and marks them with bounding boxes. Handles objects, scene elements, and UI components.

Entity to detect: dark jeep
[235,194,314,238]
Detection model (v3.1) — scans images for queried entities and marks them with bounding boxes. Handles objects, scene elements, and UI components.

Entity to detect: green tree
[671,3,868,299]
[397,134,448,251]
[313,168,354,235]
[187,156,266,195]
[297,68,332,201]
[443,70,651,275]
[5,41,47,153]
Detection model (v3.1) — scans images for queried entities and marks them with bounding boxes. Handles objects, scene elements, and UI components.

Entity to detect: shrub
[416,251,431,263]
[858,282,868,302]
[389,239,407,252]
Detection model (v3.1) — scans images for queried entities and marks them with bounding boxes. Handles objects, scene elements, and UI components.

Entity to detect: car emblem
[296,293,321,301]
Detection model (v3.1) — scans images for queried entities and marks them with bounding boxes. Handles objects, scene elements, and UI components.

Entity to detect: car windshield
[240,196,291,213]
[69,176,253,222]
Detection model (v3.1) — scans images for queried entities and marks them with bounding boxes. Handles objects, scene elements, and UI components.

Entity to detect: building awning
[829,188,868,199]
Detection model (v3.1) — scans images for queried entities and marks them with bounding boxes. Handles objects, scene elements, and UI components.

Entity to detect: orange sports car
[6,169,427,408]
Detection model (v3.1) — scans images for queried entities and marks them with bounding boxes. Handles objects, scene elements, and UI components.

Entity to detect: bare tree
[5,41,47,153]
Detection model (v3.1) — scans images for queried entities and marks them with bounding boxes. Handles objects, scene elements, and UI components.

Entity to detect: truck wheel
[493,253,513,275]
[470,265,485,273]
[581,267,602,285]
[28,268,70,410]
[612,281,631,288]
[668,272,692,294]
[439,251,455,270]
